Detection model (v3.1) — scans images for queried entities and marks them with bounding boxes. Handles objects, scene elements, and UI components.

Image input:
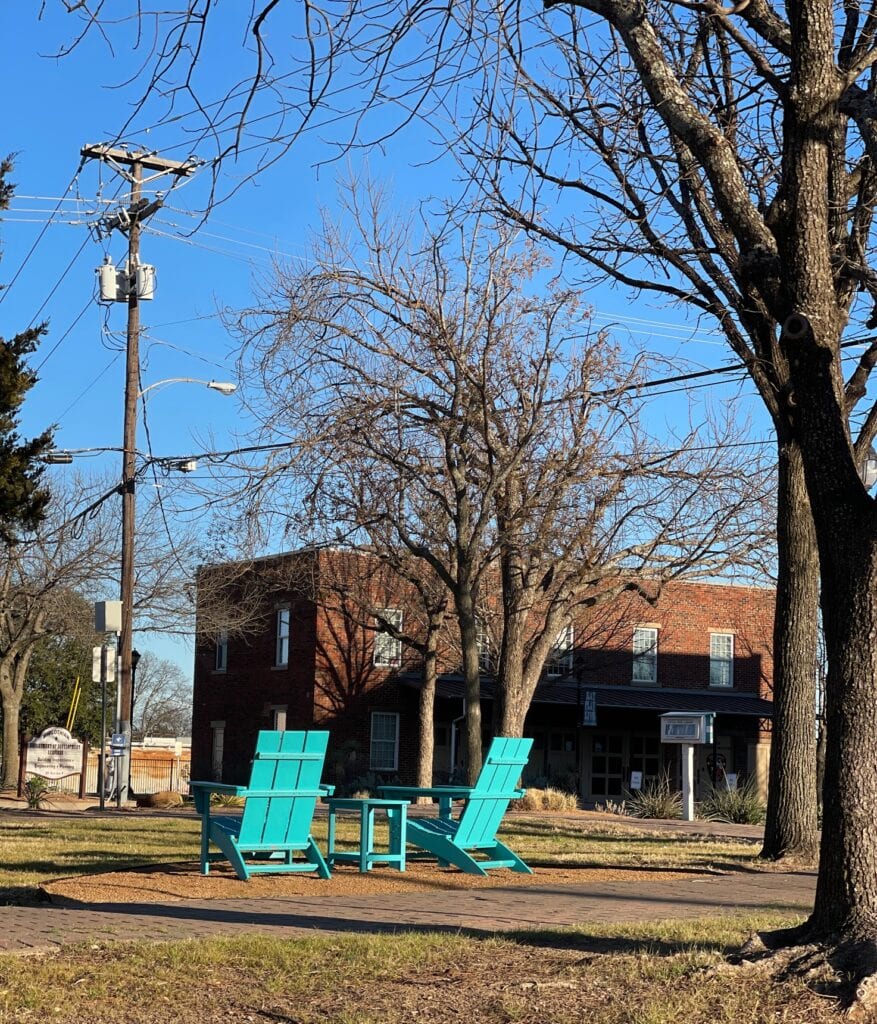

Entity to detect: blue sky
[1,6,765,678]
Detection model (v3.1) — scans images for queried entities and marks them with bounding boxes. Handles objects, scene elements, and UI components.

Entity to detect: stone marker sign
[26,727,83,780]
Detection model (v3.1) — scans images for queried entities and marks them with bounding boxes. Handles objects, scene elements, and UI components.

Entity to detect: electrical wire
[0,161,85,307]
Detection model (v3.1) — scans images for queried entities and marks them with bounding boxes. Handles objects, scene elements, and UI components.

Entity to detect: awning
[398,673,773,718]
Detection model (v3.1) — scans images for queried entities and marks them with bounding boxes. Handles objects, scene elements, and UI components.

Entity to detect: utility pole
[80,144,197,803]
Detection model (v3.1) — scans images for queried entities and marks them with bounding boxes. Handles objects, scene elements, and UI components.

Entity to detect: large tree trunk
[810,539,877,941]
[0,679,22,791]
[416,632,438,791]
[493,575,529,737]
[761,441,820,862]
[455,586,483,784]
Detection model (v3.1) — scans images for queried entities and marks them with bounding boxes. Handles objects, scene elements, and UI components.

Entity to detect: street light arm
[137,377,237,398]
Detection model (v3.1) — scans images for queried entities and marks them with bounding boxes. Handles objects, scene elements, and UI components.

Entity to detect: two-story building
[191,549,774,802]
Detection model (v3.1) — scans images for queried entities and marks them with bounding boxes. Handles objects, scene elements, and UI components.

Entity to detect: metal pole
[681,743,695,821]
[117,161,143,806]
[99,644,108,812]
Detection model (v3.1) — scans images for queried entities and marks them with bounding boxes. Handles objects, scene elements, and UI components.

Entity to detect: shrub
[625,773,682,820]
[518,787,579,812]
[594,799,629,816]
[24,776,52,809]
[699,777,765,825]
[212,791,245,808]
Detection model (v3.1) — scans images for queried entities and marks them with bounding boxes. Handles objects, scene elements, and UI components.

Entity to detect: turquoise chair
[383,736,534,876]
[190,730,331,881]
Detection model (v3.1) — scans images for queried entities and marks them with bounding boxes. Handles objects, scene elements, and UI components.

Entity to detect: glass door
[589,733,625,798]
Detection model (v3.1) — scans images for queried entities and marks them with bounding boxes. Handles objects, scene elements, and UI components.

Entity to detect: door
[588,732,625,799]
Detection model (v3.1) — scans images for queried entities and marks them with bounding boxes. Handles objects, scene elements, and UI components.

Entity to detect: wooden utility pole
[79,144,196,803]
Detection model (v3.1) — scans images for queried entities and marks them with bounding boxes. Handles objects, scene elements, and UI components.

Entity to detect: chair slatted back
[455,737,533,847]
[237,731,329,849]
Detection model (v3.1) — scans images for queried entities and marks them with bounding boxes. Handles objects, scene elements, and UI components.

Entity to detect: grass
[0,811,829,1022]
[0,913,838,1023]
[0,810,765,902]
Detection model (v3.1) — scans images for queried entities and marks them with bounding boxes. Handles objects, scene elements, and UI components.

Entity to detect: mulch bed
[43,860,702,904]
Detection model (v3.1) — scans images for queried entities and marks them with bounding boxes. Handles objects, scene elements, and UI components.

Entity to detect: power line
[0,162,84,307]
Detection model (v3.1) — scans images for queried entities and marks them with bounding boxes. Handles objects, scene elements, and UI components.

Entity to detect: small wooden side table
[324,797,409,872]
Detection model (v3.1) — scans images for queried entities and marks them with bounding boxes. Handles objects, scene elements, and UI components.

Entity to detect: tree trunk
[0,683,21,790]
[455,587,483,784]
[416,634,438,791]
[494,603,529,738]
[761,441,820,862]
[809,539,877,940]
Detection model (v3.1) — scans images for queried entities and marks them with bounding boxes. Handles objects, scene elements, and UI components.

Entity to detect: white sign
[25,727,83,780]
[629,771,643,790]
[659,712,714,745]
[91,646,115,683]
[726,773,738,791]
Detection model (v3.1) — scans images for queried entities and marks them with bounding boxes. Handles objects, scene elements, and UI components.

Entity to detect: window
[373,609,403,667]
[214,631,228,672]
[632,627,658,684]
[275,607,290,667]
[370,711,400,770]
[710,632,734,687]
[271,706,288,731]
[546,623,574,677]
[476,618,492,673]
[210,720,225,781]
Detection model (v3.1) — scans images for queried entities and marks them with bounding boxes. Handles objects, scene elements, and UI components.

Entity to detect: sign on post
[659,712,715,822]
[92,646,115,683]
[25,727,84,781]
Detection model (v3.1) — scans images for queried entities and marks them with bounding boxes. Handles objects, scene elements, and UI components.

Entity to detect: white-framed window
[370,711,400,771]
[373,608,403,667]
[632,627,659,684]
[546,623,574,677]
[476,618,492,673]
[275,606,290,667]
[214,630,228,672]
[710,632,735,688]
[210,720,225,781]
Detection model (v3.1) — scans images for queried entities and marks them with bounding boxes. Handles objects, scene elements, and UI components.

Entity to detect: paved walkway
[1,869,816,954]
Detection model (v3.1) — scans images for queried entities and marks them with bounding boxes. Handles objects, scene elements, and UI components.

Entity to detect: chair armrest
[189,780,247,815]
[320,783,336,798]
[377,785,473,800]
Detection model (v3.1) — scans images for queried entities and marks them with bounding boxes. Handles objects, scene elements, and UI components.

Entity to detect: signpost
[659,712,715,821]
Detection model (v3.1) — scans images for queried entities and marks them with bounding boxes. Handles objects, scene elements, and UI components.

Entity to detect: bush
[212,791,245,808]
[699,777,765,824]
[518,786,579,812]
[625,773,682,820]
[24,776,52,809]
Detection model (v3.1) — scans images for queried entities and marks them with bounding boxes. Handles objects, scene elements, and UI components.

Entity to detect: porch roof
[398,674,773,718]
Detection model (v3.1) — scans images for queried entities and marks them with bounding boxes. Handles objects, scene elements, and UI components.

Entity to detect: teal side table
[325,797,409,872]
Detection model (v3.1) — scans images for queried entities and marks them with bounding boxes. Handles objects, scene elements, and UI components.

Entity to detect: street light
[138,377,237,399]
[117,375,235,803]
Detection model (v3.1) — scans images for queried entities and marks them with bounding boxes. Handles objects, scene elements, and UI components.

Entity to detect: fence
[29,751,191,797]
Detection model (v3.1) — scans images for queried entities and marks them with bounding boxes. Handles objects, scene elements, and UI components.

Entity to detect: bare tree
[131,651,191,739]
[232,187,767,778]
[0,475,117,788]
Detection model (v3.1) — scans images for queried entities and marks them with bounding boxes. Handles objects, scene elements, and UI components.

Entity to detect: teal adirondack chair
[401,736,534,876]
[190,730,332,881]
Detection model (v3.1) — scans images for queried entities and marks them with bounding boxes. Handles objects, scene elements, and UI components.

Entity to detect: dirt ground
[42,860,698,904]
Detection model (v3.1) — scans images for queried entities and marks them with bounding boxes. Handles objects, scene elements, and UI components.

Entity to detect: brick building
[191,549,775,803]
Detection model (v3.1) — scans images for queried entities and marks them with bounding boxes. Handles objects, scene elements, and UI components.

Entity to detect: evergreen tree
[0,156,54,543]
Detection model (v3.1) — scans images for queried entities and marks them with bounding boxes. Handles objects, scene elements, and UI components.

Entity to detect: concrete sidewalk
[1,869,815,954]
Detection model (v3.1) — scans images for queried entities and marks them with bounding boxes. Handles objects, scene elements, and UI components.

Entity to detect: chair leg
[490,838,533,874]
[306,836,332,879]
